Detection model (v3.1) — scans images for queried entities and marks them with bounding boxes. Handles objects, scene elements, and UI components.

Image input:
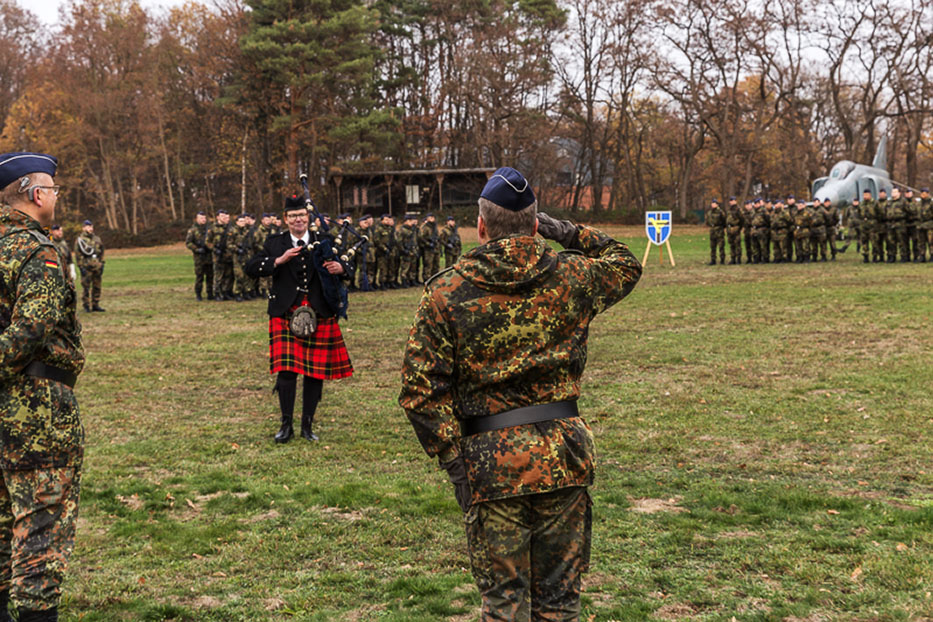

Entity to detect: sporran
[289,305,317,338]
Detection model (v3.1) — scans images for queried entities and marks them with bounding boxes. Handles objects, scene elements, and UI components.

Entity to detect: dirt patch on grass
[241,509,281,524]
[654,602,698,619]
[319,506,367,521]
[719,530,758,539]
[345,604,388,621]
[629,497,687,514]
[190,595,224,609]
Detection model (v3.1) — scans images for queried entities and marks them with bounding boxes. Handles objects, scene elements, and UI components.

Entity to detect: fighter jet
[811,136,893,205]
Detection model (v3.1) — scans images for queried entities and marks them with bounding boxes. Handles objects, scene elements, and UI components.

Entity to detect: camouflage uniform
[873,197,893,262]
[885,197,907,262]
[742,205,754,263]
[902,195,920,262]
[206,220,234,299]
[184,221,213,300]
[857,198,877,262]
[49,237,74,282]
[918,196,932,262]
[74,230,104,310]
[439,222,462,267]
[769,204,793,263]
[809,204,827,261]
[725,203,743,264]
[750,205,769,263]
[822,203,840,260]
[253,222,273,296]
[229,223,254,299]
[704,204,725,264]
[0,206,84,614]
[397,223,420,285]
[793,203,812,262]
[373,221,399,288]
[400,221,642,622]
[418,220,441,281]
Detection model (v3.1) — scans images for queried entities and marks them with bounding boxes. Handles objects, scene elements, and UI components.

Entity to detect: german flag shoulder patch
[44,258,59,269]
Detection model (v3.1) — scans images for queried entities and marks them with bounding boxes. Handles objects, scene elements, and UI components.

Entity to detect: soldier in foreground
[75,220,105,311]
[0,152,84,622]
[399,167,642,621]
[184,211,213,301]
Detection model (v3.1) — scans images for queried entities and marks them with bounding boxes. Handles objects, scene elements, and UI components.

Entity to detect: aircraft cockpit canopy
[830,161,856,179]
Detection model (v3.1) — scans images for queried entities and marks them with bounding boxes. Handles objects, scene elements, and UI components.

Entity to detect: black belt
[460,401,579,436]
[23,361,77,389]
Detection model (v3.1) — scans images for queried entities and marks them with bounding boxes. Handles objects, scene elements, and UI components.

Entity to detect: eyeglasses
[33,185,61,196]
[285,212,308,220]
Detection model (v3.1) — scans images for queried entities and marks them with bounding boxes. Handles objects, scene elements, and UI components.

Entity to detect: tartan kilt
[269,306,353,380]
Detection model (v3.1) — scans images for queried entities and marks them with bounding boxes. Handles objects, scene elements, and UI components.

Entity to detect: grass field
[63,225,931,621]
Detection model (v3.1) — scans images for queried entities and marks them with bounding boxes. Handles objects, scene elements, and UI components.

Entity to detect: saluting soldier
[400,167,642,621]
[418,213,440,281]
[49,225,76,281]
[245,195,354,443]
[0,152,85,622]
[704,199,726,265]
[206,209,234,300]
[918,188,932,262]
[438,215,462,267]
[75,220,105,312]
[184,211,214,301]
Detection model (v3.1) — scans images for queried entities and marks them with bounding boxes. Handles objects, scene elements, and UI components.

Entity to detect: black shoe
[300,414,318,441]
[274,415,294,444]
[83,303,90,312]
[92,305,105,312]
[196,292,203,301]
[207,293,215,300]
[235,296,244,302]
[863,257,869,263]
[17,607,57,622]
[708,260,716,265]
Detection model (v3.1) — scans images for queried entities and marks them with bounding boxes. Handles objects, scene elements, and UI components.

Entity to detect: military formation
[186,209,462,299]
[705,188,933,265]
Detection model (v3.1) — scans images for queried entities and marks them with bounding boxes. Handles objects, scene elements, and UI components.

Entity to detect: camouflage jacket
[858,199,877,224]
[901,198,919,226]
[887,198,907,228]
[919,198,933,229]
[439,224,461,254]
[810,206,826,230]
[770,207,793,231]
[52,237,72,265]
[399,225,642,504]
[0,206,85,469]
[418,221,439,252]
[75,231,104,270]
[751,207,769,229]
[373,222,397,255]
[185,223,210,257]
[254,224,272,254]
[725,205,743,232]
[206,222,234,261]
[398,224,419,257]
[230,224,252,260]
[704,207,725,229]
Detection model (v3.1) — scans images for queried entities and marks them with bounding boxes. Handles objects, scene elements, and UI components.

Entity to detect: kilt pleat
[269,306,353,379]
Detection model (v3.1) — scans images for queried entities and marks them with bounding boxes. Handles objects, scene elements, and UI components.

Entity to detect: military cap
[217,209,228,215]
[425,212,434,218]
[786,194,795,200]
[710,199,719,205]
[51,224,61,230]
[904,188,913,193]
[480,167,535,212]
[358,214,372,223]
[404,212,418,220]
[862,188,871,193]
[729,196,737,201]
[446,215,456,221]
[381,213,392,219]
[284,194,305,210]
[822,197,831,203]
[338,212,350,220]
[921,187,929,192]
[0,152,58,190]
[197,210,206,216]
[879,188,887,193]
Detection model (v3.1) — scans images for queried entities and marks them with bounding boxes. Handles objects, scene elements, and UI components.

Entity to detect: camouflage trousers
[794,229,810,260]
[193,255,213,297]
[770,231,789,262]
[918,228,933,261]
[810,227,827,260]
[742,228,753,263]
[421,250,440,281]
[0,467,80,611]
[444,249,460,268]
[465,487,591,622]
[906,226,920,261]
[233,257,254,296]
[726,229,742,263]
[399,254,419,285]
[751,229,769,263]
[376,253,398,288]
[213,258,234,297]
[708,230,724,263]
[79,268,102,308]
[355,259,376,291]
[860,227,876,260]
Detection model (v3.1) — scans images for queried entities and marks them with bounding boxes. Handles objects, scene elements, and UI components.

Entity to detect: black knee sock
[276,372,297,417]
[302,377,322,422]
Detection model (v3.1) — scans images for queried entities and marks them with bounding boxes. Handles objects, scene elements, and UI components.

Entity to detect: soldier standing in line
[231,214,254,301]
[398,213,420,286]
[874,189,894,263]
[704,199,725,265]
[356,214,376,292]
[761,199,772,263]
[847,197,861,255]
[858,189,879,263]
[902,189,920,262]
[810,198,827,261]
[784,195,798,262]
[74,220,105,312]
[0,151,84,622]
[439,215,461,267]
[373,213,398,289]
[419,213,440,281]
[918,188,932,262]
[253,214,274,297]
[399,166,642,621]
[887,189,909,263]
[821,198,842,260]
[769,200,789,263]
[793,200,813,262]
[725,197,743,264]
[750,200,768,263]
[206,209,234,300]
[49,225,75,281]
[184,211,213,301]
[742,200,754,263]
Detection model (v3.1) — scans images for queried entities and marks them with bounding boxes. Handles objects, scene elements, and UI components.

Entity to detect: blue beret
[425,212,434,218]
[51,224,61,230]
[381,213,392,219]
[710,199,719,204]
[0,152,58,191]
[729,196,737,201]
[879,188,887,192]
[921,187,929,192]
[480,167,535,212]
[217,209,228,215]
[787,195,795,200]
[83,219,92,226]
[284,195,305,210]
[196,211,206,216]
[447,215,455,221]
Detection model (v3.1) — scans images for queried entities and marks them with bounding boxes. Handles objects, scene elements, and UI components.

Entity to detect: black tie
[296,239,306,248]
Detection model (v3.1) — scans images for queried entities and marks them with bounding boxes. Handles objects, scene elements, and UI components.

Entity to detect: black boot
[300,413,318,441]
[274,413,294,443]
[301,377,322,441]
[17,607,57,622]
[83,302,90,312]
[196,291,203,301]
[92,304,105,312]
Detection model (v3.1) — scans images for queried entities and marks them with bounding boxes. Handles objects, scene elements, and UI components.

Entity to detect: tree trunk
[158,114,177,220]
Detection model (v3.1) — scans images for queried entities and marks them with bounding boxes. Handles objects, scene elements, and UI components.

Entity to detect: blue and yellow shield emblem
[645,211,672,245]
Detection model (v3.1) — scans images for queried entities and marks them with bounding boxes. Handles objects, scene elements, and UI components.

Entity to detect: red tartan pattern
[269,307,353,379]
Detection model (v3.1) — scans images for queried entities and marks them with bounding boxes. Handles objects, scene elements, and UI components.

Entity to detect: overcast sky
[26,0,197,25]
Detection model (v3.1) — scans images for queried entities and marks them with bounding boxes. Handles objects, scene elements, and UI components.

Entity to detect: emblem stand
[642,211,675,267]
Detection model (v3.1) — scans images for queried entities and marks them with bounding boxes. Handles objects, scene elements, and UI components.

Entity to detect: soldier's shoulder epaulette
[558,249,585,257]
[27,229,54,247]
[424,266,456,287]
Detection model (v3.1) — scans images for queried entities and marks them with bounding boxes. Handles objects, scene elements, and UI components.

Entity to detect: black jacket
[245,231,349,319]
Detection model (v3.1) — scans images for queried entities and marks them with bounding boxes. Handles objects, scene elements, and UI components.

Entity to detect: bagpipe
[298,172,349,319]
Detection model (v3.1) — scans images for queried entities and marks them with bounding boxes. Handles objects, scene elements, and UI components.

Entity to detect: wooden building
[330,168,496,216]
